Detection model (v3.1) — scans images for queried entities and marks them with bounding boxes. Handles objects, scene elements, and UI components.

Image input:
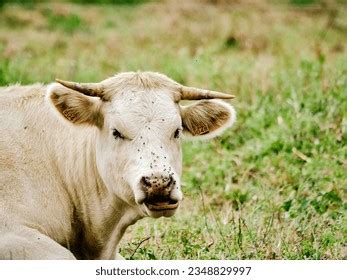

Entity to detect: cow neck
[53,126,142,259]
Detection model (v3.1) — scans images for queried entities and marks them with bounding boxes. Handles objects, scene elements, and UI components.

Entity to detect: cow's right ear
[46,83,104,127]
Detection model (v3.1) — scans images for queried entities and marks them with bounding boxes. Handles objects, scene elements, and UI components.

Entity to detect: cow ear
[46,83,104,127]
[180,100,236,140]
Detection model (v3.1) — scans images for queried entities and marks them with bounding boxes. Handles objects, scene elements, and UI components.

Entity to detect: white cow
[0,72,236,259]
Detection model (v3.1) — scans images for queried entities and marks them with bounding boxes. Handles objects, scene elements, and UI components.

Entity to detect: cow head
[47,72,236,218]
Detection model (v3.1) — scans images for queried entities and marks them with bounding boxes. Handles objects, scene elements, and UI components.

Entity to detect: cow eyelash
[174,128,182,139]
[112,129,125,140]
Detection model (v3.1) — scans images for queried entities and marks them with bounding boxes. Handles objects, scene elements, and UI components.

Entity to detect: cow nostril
[166,175,174,187]
[141,176,151,188]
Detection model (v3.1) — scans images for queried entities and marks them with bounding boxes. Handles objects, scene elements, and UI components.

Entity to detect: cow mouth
[145,199,179,211]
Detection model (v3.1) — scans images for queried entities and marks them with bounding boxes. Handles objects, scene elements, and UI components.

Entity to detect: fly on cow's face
[112,128,125,140]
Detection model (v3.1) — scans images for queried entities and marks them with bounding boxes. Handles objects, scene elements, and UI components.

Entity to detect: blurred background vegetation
[0,0,346,259]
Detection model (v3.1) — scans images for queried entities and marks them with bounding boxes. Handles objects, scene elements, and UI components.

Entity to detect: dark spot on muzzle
[141,174,176,204]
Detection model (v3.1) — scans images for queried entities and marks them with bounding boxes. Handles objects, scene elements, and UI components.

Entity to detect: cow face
[96,88,184,218]
[47,72,236,218]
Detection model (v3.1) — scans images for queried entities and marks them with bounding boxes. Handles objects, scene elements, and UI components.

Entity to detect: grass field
[0,0,346,259]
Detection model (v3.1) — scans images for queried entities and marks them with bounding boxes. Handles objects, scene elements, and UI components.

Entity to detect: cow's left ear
[180,100,236,140]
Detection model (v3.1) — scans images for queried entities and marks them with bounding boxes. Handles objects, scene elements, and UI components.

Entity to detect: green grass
[0,0,346,259]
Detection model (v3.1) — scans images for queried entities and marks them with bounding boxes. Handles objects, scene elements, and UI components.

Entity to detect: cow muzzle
[139,173,180,217]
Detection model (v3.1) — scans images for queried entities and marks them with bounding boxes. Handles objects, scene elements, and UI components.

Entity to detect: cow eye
[112,129,125,140]
[173,128,181,139]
